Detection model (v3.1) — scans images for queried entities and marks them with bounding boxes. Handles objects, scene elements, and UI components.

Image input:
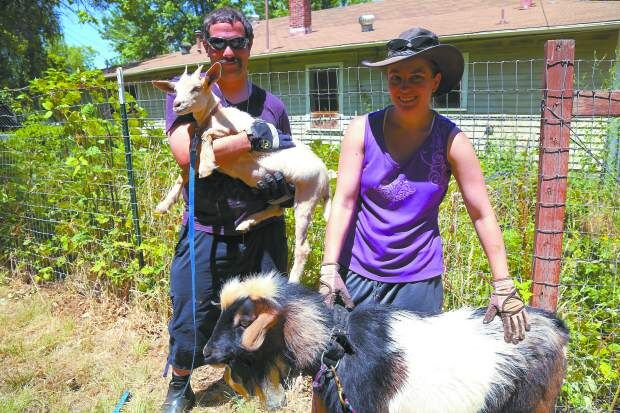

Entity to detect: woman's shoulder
[433,111,461,138]
[368,107,387,121]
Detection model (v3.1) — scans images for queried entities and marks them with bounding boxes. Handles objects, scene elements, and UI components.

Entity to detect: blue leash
[159,129,199,401]
[186,130,199,381]
[112,390,131,412]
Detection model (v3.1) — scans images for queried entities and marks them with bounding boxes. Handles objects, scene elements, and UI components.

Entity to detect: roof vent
[358,14,375,32]
[180,42,192,55]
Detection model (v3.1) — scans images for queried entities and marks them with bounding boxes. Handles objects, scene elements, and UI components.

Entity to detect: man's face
[204,21,252,79]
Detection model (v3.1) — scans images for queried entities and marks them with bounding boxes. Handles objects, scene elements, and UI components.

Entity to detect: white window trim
[305,63,344,130]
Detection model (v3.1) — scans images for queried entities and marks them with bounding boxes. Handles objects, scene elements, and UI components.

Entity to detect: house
[108,0,620,151]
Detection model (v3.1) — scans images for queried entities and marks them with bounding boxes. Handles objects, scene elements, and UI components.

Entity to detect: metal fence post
[530,40,575,312]
[116,67,145,268]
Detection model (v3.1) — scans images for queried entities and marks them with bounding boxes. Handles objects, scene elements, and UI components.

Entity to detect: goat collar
[324,304,354,365]
[208,102,221,118]
[312,304,356,413]
[192,104,221,138]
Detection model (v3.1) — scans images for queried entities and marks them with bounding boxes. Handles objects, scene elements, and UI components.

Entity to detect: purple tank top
[340,108,460,283]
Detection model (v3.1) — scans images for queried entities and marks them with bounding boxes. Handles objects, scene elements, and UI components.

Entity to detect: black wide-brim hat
[362,27,464,96]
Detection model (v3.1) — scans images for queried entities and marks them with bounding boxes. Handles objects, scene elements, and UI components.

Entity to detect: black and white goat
[203,271,569,413]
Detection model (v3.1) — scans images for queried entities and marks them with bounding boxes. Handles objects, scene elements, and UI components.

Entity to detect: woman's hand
[318,263,354,308]
[483,278,530,344]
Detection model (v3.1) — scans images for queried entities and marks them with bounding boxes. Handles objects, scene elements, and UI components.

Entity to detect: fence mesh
[0,58,618,411]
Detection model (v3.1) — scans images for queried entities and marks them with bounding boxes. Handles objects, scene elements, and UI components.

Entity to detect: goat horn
[193,65,203,78]
[182,65,188,76]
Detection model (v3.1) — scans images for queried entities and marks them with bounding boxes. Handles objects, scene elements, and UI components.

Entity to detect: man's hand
[483,278,530,344]
[253,171,295,208]
[318,263,354,309]
[246,119,295,151]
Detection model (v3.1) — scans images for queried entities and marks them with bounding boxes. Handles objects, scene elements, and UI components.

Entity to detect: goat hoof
[235,220,254,232]
[198,163,216,178]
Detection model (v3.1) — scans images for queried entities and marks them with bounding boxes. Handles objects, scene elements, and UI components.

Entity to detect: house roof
[110,0,620,78]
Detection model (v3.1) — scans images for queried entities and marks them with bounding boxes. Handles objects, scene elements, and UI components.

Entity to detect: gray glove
[318,263,354,309]
[483,278,530,344]
[254,171,295,208]
[246,119,295,152]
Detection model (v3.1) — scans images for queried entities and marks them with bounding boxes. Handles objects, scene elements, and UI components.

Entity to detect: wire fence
[0,55,618,411]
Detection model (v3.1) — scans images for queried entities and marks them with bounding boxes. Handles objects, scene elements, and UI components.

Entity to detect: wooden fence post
[530,39,575,312]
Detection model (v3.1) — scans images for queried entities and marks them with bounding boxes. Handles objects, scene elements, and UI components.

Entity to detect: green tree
[84,0,370,64]
[47,41,97,73]
[0,0,62,88]
[85,0,239,63]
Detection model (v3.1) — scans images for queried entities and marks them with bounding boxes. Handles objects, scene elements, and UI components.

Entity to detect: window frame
[305,62,343,130]
[432,52,469,112]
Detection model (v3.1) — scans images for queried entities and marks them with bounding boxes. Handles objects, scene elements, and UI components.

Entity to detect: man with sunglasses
[161,7,295,413]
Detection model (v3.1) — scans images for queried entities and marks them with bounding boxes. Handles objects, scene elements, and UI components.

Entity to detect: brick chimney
[289,0,311,35]
[195,30,203,53]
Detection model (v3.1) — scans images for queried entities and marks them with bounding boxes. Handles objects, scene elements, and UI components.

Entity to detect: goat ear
[152,80,175,94]
[240,310,278,352]
[203,62,221,88]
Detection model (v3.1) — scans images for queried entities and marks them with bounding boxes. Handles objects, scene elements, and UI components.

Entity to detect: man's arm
[167,121,251,169]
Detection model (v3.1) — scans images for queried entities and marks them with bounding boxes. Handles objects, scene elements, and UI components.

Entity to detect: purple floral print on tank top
[340,108,460,283]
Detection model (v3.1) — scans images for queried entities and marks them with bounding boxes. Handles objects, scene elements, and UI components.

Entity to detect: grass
[0,269,312,412]
[1,125,617,410]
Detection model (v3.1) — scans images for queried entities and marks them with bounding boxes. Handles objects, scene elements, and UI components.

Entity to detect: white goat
[154,64,331,282]
[203,272,569,413]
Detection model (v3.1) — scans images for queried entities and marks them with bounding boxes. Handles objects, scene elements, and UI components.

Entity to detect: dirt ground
[0,273,312,412]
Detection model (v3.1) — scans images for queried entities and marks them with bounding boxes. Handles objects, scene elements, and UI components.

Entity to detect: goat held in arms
[153,64,331,282]
[203,272,568,413]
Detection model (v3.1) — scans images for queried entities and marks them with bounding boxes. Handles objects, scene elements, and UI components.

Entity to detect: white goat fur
[386,310,564,412]
[153,64,331,282]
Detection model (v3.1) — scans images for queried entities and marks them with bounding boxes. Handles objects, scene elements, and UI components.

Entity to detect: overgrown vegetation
[0,69,618,411]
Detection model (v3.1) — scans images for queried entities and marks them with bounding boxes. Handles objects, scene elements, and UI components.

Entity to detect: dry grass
[0,269,312,412]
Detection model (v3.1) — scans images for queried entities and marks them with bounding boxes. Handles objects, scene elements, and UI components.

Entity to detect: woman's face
[386,57,441,113]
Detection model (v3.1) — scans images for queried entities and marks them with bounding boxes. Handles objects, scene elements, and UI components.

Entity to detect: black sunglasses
[206,37,249,51]
[387,36,436,53]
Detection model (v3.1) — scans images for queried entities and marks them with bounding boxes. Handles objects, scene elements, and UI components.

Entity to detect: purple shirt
[164,81,291,235]
[340,108,460,283]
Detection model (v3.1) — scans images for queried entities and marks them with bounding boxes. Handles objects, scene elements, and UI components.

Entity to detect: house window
[432,86,462,109]
[432,52,469,110]
[307,66,340,129]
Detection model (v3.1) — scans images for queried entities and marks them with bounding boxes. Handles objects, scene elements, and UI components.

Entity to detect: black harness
[312,304,356,413]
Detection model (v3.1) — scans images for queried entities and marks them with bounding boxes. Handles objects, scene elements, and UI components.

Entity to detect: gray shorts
[344,270,443,316]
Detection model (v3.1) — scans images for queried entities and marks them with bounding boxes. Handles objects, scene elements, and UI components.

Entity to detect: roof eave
[251,21,620,60]
[109,21,620,79]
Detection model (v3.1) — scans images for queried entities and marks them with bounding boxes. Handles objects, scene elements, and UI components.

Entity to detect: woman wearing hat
[319,28,529,344]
